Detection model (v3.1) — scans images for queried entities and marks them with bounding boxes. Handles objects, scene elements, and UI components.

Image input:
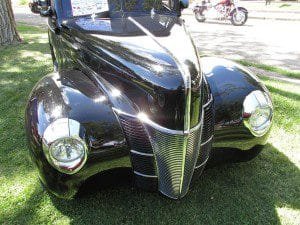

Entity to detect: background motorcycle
[193,0,248,26]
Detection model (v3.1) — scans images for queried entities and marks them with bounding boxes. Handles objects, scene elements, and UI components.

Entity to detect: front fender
[230,7,248,15]
[25,70,130,198]
[201,57,272,151]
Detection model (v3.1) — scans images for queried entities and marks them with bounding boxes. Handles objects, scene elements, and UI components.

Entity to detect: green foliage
[237,60,300,79]
[0,24,299,225]
[19,0,29,6]
[279,3,291,8]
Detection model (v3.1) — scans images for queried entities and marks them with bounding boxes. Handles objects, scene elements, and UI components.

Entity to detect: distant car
[26,0,273,199]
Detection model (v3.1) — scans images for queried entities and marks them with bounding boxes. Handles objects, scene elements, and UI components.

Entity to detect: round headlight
[50,138,85,163]
[43,118,87,174]
[249,106,272,129]
[47,137,87,174]
[243,90,273,137]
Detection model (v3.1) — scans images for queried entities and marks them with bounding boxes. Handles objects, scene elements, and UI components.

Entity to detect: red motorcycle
[193,0,248,26]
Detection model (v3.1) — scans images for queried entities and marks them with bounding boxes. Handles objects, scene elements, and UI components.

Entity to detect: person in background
[266,0,271,6]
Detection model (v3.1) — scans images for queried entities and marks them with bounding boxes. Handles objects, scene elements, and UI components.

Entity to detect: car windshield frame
[61,0,180,19]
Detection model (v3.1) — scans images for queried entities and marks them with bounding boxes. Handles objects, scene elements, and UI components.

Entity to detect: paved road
[13,6,300,72]
[183,15,300,72]
[13,6,47,27]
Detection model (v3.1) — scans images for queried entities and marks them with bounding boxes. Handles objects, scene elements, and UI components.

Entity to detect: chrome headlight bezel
[42,118,88,174]
[243,90,273,137]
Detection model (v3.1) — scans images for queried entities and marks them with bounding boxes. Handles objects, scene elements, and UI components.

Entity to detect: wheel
[230,9,248,26]
[195,11,206,23]
[206,145,264,168]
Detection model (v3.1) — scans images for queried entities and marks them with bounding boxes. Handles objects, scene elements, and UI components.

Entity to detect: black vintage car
[26,0,273,199]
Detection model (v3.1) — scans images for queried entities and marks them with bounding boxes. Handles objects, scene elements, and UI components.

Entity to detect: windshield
[66,0,178,18]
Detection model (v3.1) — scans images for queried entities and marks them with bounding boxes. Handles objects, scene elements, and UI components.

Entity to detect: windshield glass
[68,0,177,17]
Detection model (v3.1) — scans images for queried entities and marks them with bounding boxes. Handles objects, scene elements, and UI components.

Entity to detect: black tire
[194,11,206,23]
[230,9,248,26]
[206,145,264,168]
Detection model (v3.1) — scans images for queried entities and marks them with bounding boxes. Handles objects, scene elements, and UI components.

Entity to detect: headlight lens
[50,138,85,163]
[249,107,272,129]
[46,137,87,174]
[243,90,273,136]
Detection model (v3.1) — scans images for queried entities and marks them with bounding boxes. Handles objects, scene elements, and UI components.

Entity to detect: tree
[0,0,22,45]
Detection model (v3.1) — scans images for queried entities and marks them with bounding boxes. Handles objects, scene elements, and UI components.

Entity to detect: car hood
[62,14,202,130]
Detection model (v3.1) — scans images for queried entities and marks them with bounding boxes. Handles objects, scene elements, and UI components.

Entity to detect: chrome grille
[118,115,153,155]
[183,126,202,192]
[146,124,201,199]
[118,114,157,179]
[115,106,210,199]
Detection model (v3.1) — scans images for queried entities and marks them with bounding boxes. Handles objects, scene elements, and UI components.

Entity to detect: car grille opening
[115,92,214,198]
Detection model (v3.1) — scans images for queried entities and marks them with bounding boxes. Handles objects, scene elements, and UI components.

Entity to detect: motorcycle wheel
[195,11,206,22]
[230,9,247,26]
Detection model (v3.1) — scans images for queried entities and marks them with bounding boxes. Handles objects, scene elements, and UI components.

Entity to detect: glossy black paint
[25,70,130,198]
[202,57,271,150]
[49,13,202,130]
[26,0,271,198]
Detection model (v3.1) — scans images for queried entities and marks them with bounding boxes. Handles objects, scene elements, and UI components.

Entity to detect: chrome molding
[201,135,214,146]
[130,150,154,157]
[203,94,213,108]
[113,107,201,135]
[134,171,158,178]
[194,157,209,169]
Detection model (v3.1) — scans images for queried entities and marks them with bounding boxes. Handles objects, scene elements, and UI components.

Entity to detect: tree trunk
[0,0,22,46]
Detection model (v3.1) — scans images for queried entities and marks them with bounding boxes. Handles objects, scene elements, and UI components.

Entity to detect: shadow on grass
[47,144,299,225]
[0,27,52,181]
[266,85,300,101]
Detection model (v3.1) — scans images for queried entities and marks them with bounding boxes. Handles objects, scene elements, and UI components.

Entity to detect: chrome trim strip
[113,107,201,135]
[133,171,158,178]
[182,63,192,134]
[128,16,191,135]
[194,157,209,169]
[190,121,202,132]
[203,94,213,108]
[130,150,154,157]
[200,135,214,146]
[159,190,180,200]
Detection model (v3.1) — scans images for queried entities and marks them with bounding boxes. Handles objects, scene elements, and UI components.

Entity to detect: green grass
[0,25,299,225]
[279,4,292,8]
[18,0,29,6]
[237,60,300,79]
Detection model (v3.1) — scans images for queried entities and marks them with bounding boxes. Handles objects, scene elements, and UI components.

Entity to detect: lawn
[0,25,299,225]
[237,60,300,80]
